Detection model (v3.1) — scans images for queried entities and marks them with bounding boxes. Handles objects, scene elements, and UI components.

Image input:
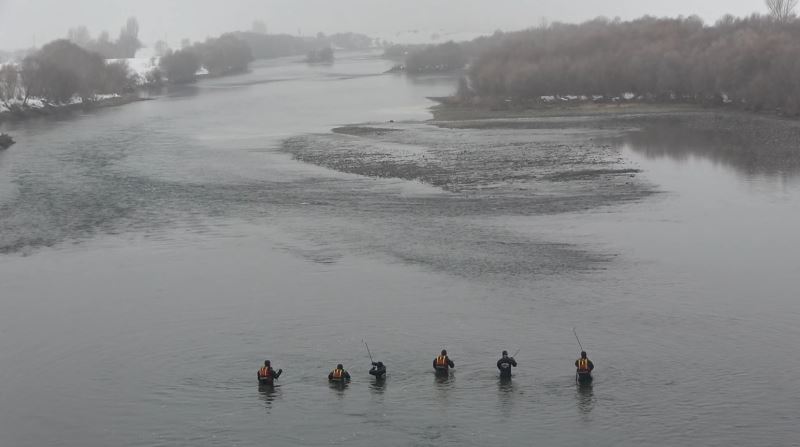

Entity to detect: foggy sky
[0,0,766,51]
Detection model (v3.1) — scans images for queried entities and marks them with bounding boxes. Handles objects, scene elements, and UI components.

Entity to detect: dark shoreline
[0,94,149,124]
[428,98,800,122]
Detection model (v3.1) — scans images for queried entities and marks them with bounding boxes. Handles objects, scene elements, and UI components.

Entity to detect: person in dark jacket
[575,351,594,383]
[497,350,517,379]
[257,360,283,385]
[329,364,351,382]
[433,349,455,375]
[369,361,386,379]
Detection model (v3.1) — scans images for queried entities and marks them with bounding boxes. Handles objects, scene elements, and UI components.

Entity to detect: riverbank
[428,102,800,174]
[0,94,148,124]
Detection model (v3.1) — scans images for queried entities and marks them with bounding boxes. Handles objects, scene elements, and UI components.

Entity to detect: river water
[1,53,799,447]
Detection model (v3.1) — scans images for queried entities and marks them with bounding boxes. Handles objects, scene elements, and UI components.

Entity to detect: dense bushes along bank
[461,15,800,115]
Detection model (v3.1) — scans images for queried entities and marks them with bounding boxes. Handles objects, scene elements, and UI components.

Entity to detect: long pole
[512,349,521,358]
[573,327,584,353]
[363,339,374,363]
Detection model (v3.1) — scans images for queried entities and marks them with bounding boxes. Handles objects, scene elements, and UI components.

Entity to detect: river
[1,52,798,447]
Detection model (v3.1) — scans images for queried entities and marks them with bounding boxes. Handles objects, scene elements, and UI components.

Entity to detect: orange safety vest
[331,369,344,380]
[259,367,271,378]
[435,355,448,367]
[577,358,589,372]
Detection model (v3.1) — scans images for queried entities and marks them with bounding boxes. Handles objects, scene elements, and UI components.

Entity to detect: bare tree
[0,65,21,107]
[766,0,798,22]
[153,40,170,58]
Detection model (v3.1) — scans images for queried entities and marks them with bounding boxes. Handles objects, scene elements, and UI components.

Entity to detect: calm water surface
[1,53,799,446]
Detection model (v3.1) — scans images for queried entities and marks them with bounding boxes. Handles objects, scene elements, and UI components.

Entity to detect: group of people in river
[257,349,595,386]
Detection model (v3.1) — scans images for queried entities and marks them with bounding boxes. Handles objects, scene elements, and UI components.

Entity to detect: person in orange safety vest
[433,349,455,374]
[257,360,283,385]
[328,364,351,382]
[575,351,594,382]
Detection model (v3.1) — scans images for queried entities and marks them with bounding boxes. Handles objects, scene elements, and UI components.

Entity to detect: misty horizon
[0,0,767,51]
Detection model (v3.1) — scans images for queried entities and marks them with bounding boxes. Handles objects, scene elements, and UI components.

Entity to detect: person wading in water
[257,360,283,386]
[497,350,517,379]
[329,364,351,382]
[575,351,594,383]
[433,349,455,376]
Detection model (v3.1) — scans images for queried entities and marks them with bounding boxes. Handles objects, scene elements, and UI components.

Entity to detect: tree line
[159,34,254,83]
[2,17,379,108]
[386,3,800,115]
[1,40,135,108]
[465,14,800,114]
[67,17,143,59]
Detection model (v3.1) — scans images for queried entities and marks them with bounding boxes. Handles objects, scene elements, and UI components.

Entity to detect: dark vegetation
[383,32,504,73]
[393,2,800,116]
[464,14,800,115]
[232,31,373,60]
[158,33,253,83]
[0,133,14,149]
[306,47,334,63]
[405,41,466,73]
[158,31,376,82]
[67,17,143,59]
[2,14,377,112]
[234,32,318,59]
[1,40,135,108]
[158,49,200,84]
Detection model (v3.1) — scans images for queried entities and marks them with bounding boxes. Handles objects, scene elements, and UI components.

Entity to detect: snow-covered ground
[0,94,121,114]
[107,57,160,86]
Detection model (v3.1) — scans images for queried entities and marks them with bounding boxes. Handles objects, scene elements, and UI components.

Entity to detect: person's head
[337,364,343,370]
[264,360,270,366]
[581,351,587,358]
[502,350,508,357]
[441,349,447,356]
[377,362,384,367]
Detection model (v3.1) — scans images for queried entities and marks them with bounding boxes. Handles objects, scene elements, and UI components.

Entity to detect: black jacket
[369,362,387,378]
[497,356,517,377]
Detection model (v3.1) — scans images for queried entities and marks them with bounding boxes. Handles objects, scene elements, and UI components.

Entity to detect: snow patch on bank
[1,94,121,114]
[107,57,160,86]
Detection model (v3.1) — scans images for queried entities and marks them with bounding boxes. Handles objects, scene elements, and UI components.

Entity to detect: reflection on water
[258,383,281,413]
[434,372,455,398]
[329,381,349,398]
[622,122,800,178]
[498,376,514,392]
[497,377,516,418]
[369,377,386,394]
[576,382,595,416]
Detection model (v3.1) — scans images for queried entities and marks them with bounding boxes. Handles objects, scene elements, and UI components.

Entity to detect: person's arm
[433,359,437,369]
[273,368,282,379]
[344,371,351,379]
[497,359,503,370]
[328,371,334,380]
[510,358,517,367]
[575,360,579,367]
[369,368,377,376]
[448,358,455,368]
[588,361,594,371]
